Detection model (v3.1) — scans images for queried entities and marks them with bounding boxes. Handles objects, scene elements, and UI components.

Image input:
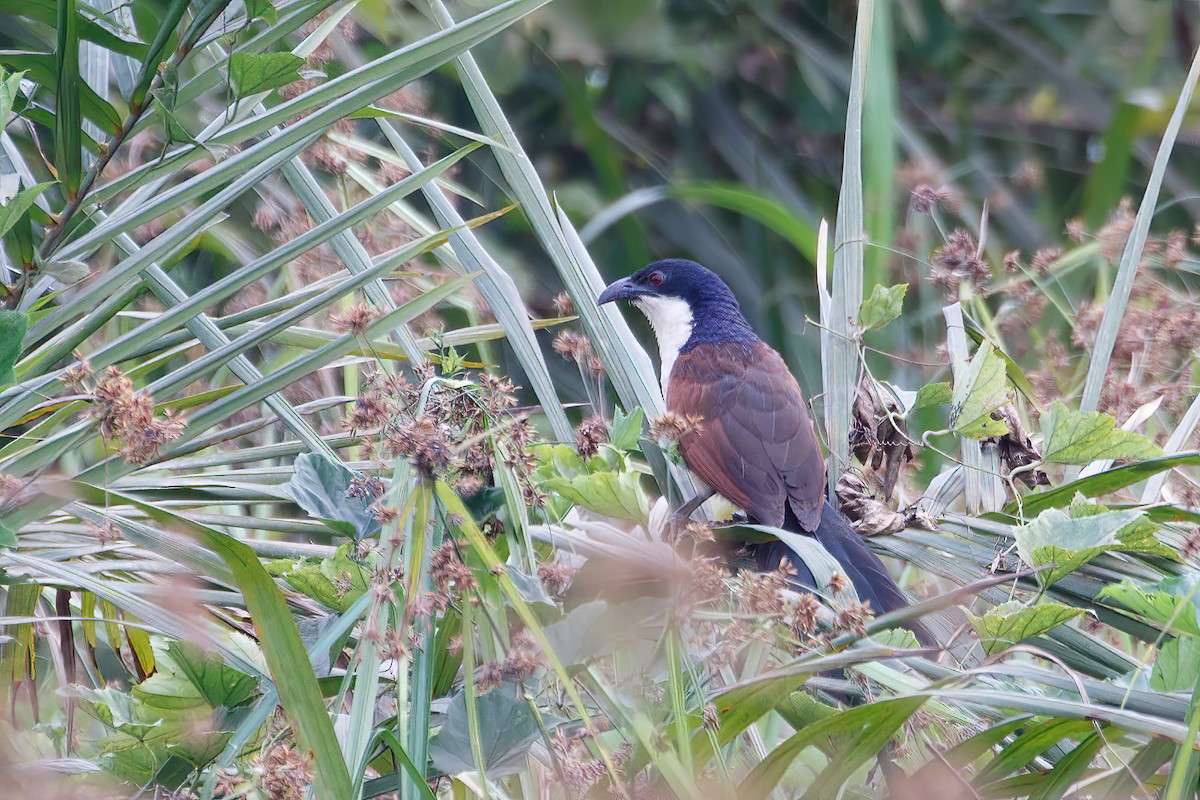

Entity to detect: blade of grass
[54,0,82,199]
[376,120,573,441]
[1080,41,1200,414]
[69,484,354,799]
[825,0,873,496]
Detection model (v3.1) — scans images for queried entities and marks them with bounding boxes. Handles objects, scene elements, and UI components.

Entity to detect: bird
[598,258,931,645]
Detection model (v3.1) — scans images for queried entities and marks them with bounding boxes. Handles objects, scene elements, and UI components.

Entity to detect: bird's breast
[632,295,695,394]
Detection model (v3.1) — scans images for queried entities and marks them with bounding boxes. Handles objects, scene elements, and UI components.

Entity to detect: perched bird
[599,258,930,643]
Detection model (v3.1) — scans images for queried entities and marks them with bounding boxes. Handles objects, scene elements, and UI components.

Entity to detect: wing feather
[667,341,825,530]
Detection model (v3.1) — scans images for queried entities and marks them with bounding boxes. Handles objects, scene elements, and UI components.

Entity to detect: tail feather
[757,502,936,648]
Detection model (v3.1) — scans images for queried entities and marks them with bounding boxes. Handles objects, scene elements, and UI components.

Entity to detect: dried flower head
[574,414,608,457]
[88,367,186,464]
[1031,247,1062,274]
[330,303,381,335]
[1003,250,1022,272]
[791,592,822,640]
[1099,198,1135,262]
[1065,218,1087,242]
[384,416,454,477]
[257,742,312,800]
[930,229,990,298]
[649,411,704,442]
[834,600,874,637]
[552,291,575,317]
[909,184,953,214]
[537,561,576,597]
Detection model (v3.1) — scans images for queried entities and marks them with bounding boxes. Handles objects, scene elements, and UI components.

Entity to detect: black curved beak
[597,276,644,305]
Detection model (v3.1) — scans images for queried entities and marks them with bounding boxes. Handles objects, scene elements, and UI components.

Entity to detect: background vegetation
[4,0,1200,797]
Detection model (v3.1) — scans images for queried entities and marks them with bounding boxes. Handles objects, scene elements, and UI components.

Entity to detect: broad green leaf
[1098,579,1200,636]
[950,341,1009,438]
[1039,400,1163,465]
[915,381,952,409]
[71,685,164,736]
[266,544,371,613]
[245,0,277,24]
[610,405,645,451]
[968,600,1084,656]
[1151,636,1200,692]
[0,1,147,59]
[41,257,90,283]
[858,283,906,330]
[229,51,303,99]
[0,181,52,240]
[1012,507,1141,586]
[428,682,542,778]
[540,471,649,521]
[167,641,259,709]
[286,452,382,540]
[0,309,27,387]
[533,442,649,520]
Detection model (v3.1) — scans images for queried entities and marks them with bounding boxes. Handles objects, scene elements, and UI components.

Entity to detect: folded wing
[667,341,826,530]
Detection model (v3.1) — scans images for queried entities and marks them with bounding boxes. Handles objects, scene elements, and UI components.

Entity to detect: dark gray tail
[757,502,936,648]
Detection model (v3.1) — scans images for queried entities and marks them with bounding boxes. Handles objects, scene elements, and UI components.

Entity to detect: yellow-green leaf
[950,341,1010,438]
[858,283,907,330]
[229,51,303,99]
[968,600,1083,656]
[1039,400,1163,465]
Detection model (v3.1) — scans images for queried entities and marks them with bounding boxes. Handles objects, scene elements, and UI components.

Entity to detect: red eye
[648,271,665,287]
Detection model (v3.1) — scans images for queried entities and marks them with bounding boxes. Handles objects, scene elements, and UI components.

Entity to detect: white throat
[632,295,694,393]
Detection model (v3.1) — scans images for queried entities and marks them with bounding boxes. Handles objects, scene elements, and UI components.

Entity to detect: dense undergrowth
[3,1,1200,798]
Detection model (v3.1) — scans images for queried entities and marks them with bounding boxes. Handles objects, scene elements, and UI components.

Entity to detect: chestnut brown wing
[667,341,826,530]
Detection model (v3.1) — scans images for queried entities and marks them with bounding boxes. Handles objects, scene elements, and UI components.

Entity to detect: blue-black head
[597,258,739,310]
[598,260,758,384]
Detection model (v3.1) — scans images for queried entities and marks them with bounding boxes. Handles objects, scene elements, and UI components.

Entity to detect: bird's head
[597,258,735,311]
[598,259,756,380]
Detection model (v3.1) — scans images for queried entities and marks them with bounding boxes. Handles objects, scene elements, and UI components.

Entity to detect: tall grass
[2,1,1200,799]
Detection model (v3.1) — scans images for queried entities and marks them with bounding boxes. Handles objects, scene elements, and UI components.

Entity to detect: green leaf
[1039,400,1163,465]
[858,283,907,330]
[0,69,23,129]
[41,257,90,283]
[54,0,82,198]
[0,309,27,387]
[534,443,648,520]
[915,381,952,409]
[739,696,927,800]
[1098,578,1200,636]
[667,181,817,256]
[0,181,53,240]
[967,600,1084,656]
[1151,636,1200,692]
[167,640,259,709]
[287,453,382,540]
[229,51,304,99]
[244,0,277,24]
[428,682,542,778]
[70,485,353,798]
[267,545,371,612]
[1011,452,1200,516]
[950,341,1010,438]
[610,405,645,451]
[1013,507,1142,586]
